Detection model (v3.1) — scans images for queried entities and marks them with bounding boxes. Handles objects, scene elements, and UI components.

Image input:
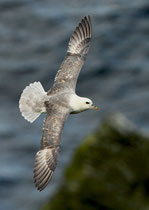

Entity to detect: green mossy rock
[42,114,149,210]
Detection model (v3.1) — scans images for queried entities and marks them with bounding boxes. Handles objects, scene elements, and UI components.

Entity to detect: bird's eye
[86,102,90,104]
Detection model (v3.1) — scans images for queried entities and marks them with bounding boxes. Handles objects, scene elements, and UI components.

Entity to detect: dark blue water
[0,0,149,209]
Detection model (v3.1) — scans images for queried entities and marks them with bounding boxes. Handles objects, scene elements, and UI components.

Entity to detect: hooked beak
[91,105,98,110]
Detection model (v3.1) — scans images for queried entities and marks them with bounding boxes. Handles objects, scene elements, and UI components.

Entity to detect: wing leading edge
[34,104,70,191]
[48,16,92,95]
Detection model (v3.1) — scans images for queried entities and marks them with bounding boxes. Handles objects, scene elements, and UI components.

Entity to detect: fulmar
[19,16,98,191]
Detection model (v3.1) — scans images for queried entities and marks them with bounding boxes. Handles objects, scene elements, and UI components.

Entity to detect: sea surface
[0,0,149,210]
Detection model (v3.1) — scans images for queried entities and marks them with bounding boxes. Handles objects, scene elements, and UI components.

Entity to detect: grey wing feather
[34,148,55,191]
[48,16,91,95]
[67,15,91,55]
[33,104,70,191]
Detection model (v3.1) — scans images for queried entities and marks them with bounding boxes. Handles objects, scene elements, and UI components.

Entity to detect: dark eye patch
[86,102,90,104]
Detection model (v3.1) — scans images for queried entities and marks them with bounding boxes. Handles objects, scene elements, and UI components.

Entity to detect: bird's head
[70,95,98,114]
[80,97,98,111]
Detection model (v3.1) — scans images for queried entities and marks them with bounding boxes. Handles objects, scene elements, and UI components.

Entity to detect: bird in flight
[19,16,98,191]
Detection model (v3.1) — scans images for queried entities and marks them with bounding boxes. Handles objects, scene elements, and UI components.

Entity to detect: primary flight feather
[19,16,98,191]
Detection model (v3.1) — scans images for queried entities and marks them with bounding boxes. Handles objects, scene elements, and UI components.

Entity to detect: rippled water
[0,0,149,209]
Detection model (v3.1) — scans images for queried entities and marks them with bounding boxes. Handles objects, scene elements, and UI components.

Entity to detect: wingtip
[33,148,58,191]
[83,15,91,24]
[87,15,91,25]
[34,170,53,192]
[67,15,92,55]
[84,15,90,20]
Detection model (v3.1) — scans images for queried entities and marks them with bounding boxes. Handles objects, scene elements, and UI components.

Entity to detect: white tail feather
[19,82,48,123]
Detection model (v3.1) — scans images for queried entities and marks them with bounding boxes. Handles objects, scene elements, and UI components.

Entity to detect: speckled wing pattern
[48,16,91,95]
[34,103,70,191]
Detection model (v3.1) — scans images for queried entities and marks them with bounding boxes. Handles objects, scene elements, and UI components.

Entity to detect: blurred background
[0,0,149,210]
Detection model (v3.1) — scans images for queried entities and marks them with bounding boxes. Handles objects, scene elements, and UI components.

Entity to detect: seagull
[19,16,98,191]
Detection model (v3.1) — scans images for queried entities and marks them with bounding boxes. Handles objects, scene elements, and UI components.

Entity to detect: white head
[70,95,98,114]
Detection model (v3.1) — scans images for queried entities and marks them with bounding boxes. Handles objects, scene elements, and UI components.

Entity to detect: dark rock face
[43,114,149,210]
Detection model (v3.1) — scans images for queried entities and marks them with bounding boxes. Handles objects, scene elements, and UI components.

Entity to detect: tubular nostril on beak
[91,105,98,110]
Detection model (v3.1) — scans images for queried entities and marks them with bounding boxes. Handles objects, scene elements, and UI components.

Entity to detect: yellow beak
[91,105,98,110]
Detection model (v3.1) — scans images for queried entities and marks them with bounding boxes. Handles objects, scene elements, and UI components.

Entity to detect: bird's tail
[19,82,48,123]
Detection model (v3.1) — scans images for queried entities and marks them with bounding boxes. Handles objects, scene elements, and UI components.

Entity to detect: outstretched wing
[34,103,70,191]
[48,16,91,95]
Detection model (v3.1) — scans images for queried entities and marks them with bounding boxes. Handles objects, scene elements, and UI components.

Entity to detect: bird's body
[19,16,98,191]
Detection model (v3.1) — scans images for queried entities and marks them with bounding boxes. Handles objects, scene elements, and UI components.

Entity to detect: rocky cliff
[42,114,149,210]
